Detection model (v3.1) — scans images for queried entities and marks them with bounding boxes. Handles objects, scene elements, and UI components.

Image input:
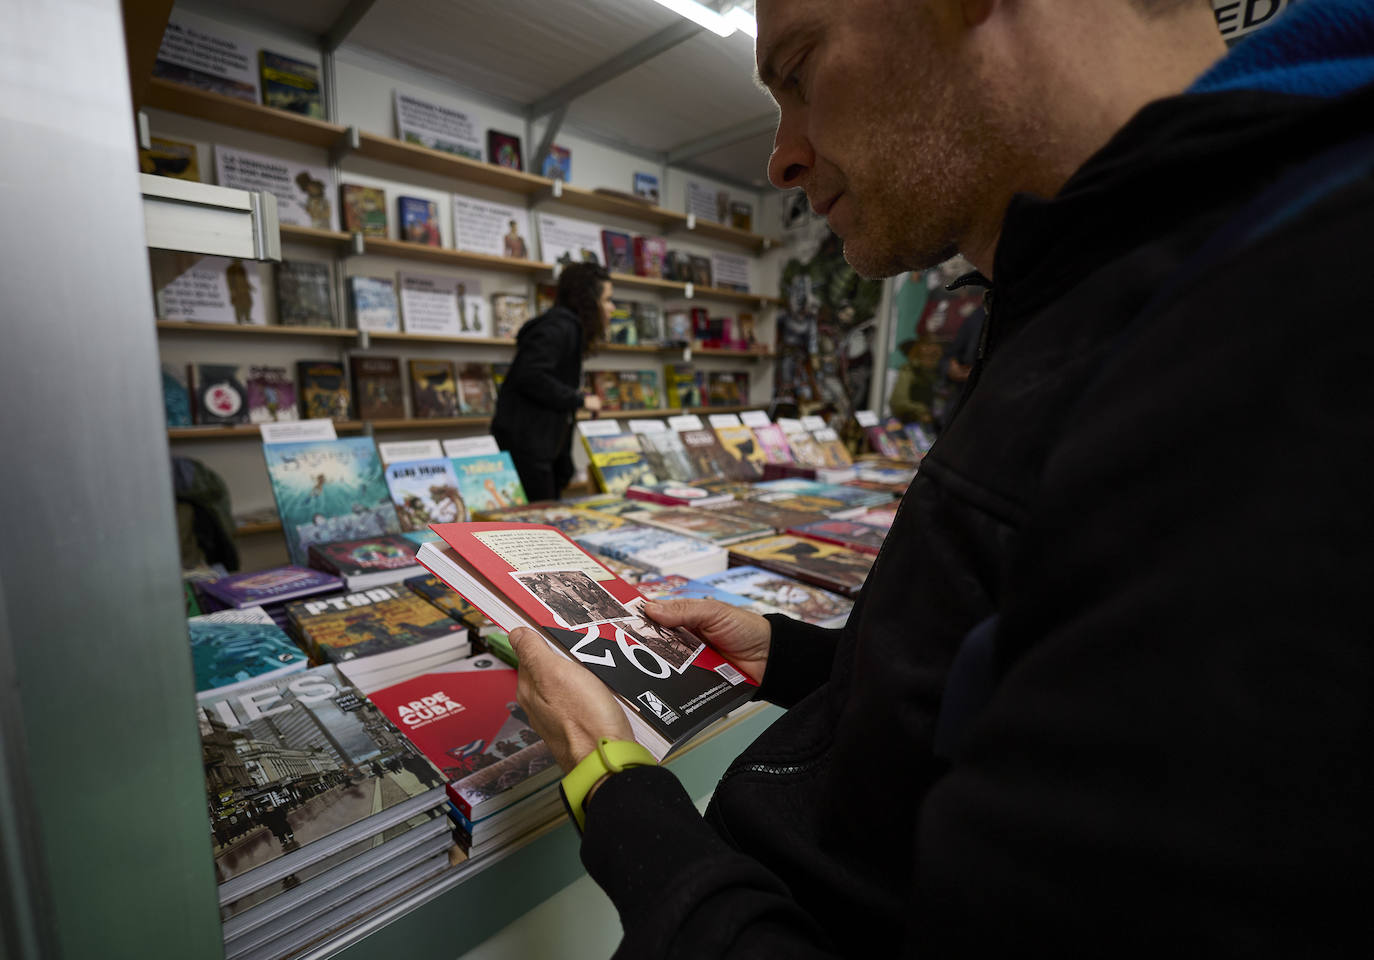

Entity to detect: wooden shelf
[360,236,547,274]
[353,132,550,195]
[542,185,781,253]
[687,219,783,253]
[606,272,783,307]
[156,321,358,339]
[577,404,755,421]
[368,416,492,432]
[607,271,686,295]
[691,346,776,359]
[281,224,352,249]
[140,78,346,149]
[167,421,365,440]
[365,331,518,347]
[596,343,665,354]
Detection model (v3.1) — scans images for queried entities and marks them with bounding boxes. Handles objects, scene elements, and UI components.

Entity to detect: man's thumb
[508,626,542,663]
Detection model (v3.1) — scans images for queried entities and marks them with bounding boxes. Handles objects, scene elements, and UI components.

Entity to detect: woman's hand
[643,598,772,684]
[509,628,632,771]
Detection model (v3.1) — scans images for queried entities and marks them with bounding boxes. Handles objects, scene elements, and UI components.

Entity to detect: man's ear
[960,0,997,27]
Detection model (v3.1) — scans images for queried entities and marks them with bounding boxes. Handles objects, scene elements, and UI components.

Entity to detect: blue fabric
[1190,0,1374,97]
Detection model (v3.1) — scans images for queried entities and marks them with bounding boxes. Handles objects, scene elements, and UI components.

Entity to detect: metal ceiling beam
[531,104,569,177]
[527,19,701,119]
[322,0,379,52]
[666,112,777,164]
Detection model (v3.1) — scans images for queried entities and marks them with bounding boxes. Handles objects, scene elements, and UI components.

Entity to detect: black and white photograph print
[511,569,629,629]
[613,597,705,674]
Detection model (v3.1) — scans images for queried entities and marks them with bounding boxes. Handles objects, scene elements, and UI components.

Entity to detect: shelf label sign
[630,419,668,434]
[739,410,771,428]
[855,409,880,427]
[537,213,604,268]
[800,415,827,431]
[708,413,742,428]
[443,435,501,458]
[668,414,704,432]
[710,252,751,293]
[777,417,805,435]
[394,91,482,160]
[261,419,337,444]
[578,419,623,437]
[379,439,444,464]
[453,196,532,259]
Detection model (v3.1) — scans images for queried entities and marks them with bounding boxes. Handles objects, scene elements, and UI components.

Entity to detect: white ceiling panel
[346,0,686,106]
[566,29,769,150]
[192,0,354,36]
[685,129,776,188]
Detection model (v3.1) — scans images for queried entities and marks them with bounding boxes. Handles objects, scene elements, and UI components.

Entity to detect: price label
[260,419,336,444]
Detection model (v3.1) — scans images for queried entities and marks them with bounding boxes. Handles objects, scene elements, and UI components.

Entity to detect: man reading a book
[510,0,1374,954]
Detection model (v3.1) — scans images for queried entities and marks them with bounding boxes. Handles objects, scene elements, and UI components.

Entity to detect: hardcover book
[398,196,442,247]
[882,417,920,461]
[197,664,447,883]
[753,478,893,510]
[752,492,866,520]
[491,293,530,339]
[600,230,633,274]
[637,431,696,482]
[588,370,621,409]
[707,371,742,406]
[340,184,387,237]
[198,566,343,610]
[259,50,323,118]
[409,360,459,418]
[728,201,753,232]
[307,534,423,591]
[263,437,401,567]
[363,654,560,820]
[296,360,351,420]
[865,424,900,459]
[582,433,658,495]
[664,309,691,346]
[695,566,853,628]
[348,276,400,333]
[450,452,528,516]
[786,519,888,556]
[285,583,467,663]
[573,524,728,580]
[417,523,756,758]
[246,365,298,423]
[455,363,497,416]
[188,606,309,693]
[607,301,637,345]
[275,260,335,328]
[679,429,752,481]
[349,356,405,420]
[621,507,771,546]
[632,236,667,278]
[752,424,794,464]
[385,458,466,532]
[193,363,249,425]
[714,425,767,479]
[727,535,875,597]
[487,131,523,170]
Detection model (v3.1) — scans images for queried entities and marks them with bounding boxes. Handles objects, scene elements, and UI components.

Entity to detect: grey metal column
[0,1,223,957]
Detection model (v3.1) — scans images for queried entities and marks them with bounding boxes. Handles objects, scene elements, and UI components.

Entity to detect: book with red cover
[625,481,735,508]
[362,653,560,820]
[416,523,757,758]
[632,236,667,278]
[786,518,888,556]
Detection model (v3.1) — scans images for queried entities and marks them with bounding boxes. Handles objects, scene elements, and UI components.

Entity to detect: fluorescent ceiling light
[647,0,737,38]
[724,6,758,38]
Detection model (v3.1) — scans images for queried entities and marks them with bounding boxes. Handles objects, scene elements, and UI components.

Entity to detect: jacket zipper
[719,755,824,785]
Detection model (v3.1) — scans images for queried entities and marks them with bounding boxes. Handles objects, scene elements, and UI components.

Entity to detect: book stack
[285,583,471,665]
[193,565,343,632]
[308,533,425,590]
[187,607,310,694]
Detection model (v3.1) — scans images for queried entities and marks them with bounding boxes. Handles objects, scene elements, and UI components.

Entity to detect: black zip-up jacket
[491,305,585,462]
[580,83,1374,957]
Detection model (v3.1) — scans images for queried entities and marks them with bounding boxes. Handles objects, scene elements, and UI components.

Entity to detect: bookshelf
[281,223,352,249]
[156,320,358,339]
[140,78,347,148]
[540,183,782,254]
[167,422,365,440]
[360,236,548,274]
[352,131,550,195]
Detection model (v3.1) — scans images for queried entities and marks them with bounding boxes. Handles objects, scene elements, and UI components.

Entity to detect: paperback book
[621,507,771,546]
[307,533,423,591]
[163,364,193,427]
[582,433,658,495]
[727,535,875,598]
[702,498,828,533]
[340,184,387,237]
[634,575,784,618]
[348,276,400,333]
[197,664,447,885]
[713,425,766,479]
[695,566,853,628]
[245,365,298,423]
[476,506,624,539]
[187,606,309,693]
[679,429,752,481]
[404,573,487,626]
[491,293,530,339]
[455,363,497,415]
[632,236,667,278]
[193,364,250,425]
[275,261,335,328]
[624,481,733,507]
[296,360,351,420]
[574,524,728,579]
[285,583,468,663]
[417,524,757,758]
[259,51,323,118]
[637,431,696,483]
[786,518,888,556]
[349,356,405,420]
[600,230,633,274]
[398,196,442,247]
[385,457,466,531]
[450,452,528,516]
[198,566,343,610]
[409,360,459,418]
[752,424,794,465]
[263,437,401,566]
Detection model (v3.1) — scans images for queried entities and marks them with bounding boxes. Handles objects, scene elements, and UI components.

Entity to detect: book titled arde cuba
[417,523,756,759]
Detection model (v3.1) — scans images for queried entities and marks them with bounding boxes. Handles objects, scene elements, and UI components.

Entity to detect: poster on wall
[394,91,483,160]
[686,181,725,224]
[153,16,259,103]
[215,146,337,232]
[152,253,266,326]
[710,252,751,293]
[537,214,604,267]
[453,196,532,259]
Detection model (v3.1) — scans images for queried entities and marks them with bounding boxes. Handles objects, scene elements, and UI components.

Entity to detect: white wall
[151,4,784,571]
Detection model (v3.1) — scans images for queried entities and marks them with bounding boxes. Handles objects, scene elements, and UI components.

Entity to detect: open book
[416,522,758,759]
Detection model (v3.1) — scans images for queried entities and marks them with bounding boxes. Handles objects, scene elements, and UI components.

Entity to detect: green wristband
[560,737,657,833]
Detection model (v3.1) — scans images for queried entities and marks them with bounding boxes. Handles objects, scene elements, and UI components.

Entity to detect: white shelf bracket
[684,282,694,299]
[351,232,365,256]
[686,212,696,231]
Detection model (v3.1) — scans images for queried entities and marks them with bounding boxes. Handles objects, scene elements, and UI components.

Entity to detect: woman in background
[492,262,608,501]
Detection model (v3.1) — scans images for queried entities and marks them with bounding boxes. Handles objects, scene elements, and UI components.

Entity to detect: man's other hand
[642,598,772,684]
[509,627,633,771]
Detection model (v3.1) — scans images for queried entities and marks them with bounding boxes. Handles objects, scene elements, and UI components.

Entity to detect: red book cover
[632,236,667,278]
[417,523,757,757]
[364,654,559,819]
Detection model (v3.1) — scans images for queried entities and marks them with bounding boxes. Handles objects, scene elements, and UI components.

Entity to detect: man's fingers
[508,627,543,666]
[643,598,714,628]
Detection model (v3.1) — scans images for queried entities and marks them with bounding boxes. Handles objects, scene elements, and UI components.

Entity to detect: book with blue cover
[450,451,528,515]
[263,437,402,566]
[188,606,309,693]
[384,457,466,532]
[574,524,726,578]
[398,196,441,247]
